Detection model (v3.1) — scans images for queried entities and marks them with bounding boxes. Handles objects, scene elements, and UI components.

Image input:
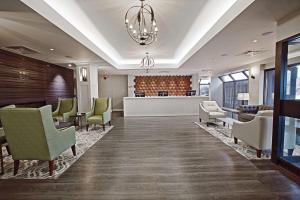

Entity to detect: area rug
[194,121,270,160]
[0,126,113,179]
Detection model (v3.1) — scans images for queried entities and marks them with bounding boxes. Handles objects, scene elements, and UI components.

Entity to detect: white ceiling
[21,0,255,69]
[0,0,300,75]
[0,0,109,68]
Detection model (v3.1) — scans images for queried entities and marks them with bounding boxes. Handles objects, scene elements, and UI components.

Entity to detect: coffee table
[216,117,239,137]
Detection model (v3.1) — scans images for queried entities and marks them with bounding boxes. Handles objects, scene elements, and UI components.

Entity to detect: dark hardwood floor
[1,116,300,199]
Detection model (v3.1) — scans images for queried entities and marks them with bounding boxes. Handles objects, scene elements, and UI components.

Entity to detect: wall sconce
[80,67,88,82]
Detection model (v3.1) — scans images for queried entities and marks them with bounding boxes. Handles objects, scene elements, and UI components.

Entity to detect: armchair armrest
[62,105,77,122]
[199,103,210,121]
[102,110,112,124]
[52,107,59,117]
[52,99,61,117]
[86,110,93,119]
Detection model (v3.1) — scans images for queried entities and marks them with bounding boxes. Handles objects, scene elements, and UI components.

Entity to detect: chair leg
[102,124,105,131]
[49,160,55,176]
[109,121,111,126]
[86,124,89,131]
[256,150,262,158]
[0,145,4,175]
[288,149,294,156]
[234,137,238,144]
[5,145,11,155]
[13,160,20,176]
[71,145,76,156]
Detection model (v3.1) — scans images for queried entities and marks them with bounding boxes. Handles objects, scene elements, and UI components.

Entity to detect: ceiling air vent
[2,46,39,55]
[236,50,267,57]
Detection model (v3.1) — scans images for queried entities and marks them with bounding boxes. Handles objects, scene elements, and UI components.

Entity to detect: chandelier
[141,52,155,73]
[125,0,158,45]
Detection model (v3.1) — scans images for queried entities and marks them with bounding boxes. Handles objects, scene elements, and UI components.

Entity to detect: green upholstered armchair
[86,97,112,131]
[0,105,15,175]
[53,97,77,123]
[0,105,76,176]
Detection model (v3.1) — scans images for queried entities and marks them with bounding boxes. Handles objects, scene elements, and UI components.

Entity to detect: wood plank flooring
[1,116,300,199]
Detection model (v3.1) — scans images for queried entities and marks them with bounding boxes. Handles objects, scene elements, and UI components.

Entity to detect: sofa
[237,105,273,122]
[199,101,227,125]
[232,110,296,158]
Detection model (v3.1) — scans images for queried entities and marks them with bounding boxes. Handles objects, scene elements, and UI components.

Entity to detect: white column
[76,65,99,113]
[127,75,135,97]
[191,74,199,95]
[249,64,264,105]
[88,65,99,103]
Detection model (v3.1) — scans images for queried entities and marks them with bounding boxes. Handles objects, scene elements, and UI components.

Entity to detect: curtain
[223,80,248,109]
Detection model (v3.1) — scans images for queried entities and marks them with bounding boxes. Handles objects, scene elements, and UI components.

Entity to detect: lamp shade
[237,93,249,101]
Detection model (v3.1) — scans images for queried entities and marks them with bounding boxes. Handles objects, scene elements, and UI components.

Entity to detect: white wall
[277,13,300,41]
[248,64,264,105]
[99,75,128,111]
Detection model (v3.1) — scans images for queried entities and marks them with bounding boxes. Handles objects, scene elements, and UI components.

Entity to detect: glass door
[272,34,300,175]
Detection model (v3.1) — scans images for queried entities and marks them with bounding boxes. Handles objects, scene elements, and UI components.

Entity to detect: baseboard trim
[113,109,123,112]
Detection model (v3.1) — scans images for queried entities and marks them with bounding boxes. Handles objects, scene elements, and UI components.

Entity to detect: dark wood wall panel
[135,76,192,96]
[0,49,74,108]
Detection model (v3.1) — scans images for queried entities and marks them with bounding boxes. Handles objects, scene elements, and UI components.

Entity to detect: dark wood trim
[271,32,300,177]
[280,100,300,118]
[271,40,288,163]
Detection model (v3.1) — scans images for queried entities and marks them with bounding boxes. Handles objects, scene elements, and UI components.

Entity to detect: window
[199,79,210,96]
[199,84,209,96]
[231,72,248,81]
[220,75,233,82]
[264,69,275,105]
[220,70,249,109]
[263,65,300,106]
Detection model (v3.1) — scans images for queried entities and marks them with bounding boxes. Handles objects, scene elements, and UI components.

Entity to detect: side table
[76,113,86,131]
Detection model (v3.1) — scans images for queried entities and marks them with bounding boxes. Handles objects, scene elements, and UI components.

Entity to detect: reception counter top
[123,96,209,117]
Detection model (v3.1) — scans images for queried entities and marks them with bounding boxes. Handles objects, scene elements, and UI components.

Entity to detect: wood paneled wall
[135,76,192,96]
[0,49,74,109]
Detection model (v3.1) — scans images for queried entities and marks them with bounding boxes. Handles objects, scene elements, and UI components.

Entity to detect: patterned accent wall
[0,49,74,109]
[135,76,192,96]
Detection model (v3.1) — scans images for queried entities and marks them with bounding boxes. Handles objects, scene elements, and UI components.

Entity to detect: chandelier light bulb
[125,0,158,45]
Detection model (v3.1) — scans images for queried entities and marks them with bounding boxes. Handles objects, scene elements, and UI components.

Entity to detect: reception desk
[123,96,209,117]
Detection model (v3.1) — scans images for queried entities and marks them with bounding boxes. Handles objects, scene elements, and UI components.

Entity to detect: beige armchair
[199,101,227,125]
[232,110,296,158]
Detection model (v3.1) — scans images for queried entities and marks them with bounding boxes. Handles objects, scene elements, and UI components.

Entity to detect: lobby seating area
[1,0,300,199]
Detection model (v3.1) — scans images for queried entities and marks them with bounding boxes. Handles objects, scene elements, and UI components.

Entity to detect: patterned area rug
[194,121,270,160]
[0,126,113,179]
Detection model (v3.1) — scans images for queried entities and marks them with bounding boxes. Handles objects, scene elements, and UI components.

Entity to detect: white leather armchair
[199,101,227,125]
[232,110,296,158]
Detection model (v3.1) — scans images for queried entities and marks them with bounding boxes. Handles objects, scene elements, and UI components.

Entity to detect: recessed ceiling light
[252,39,258,43]
[68,64,72,67]
[50,48,54,51]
